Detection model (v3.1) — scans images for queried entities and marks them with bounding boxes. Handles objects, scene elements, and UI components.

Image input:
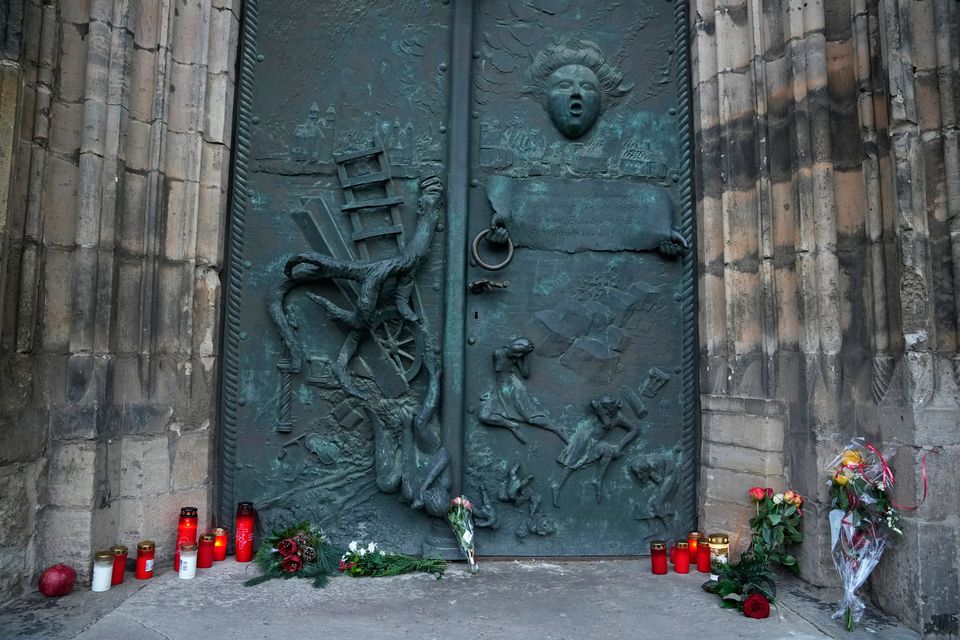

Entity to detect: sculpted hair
[521,38,632,110]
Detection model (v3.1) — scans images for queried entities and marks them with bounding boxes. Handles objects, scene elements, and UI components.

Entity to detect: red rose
[748,487,766,502]
[280,555,302,574]
[277,538,298,557]
[742,593,771,619]
[764,488,774,499]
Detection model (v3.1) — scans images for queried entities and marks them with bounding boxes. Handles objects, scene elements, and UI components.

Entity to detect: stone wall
[692,0,959,636]
[0,0,238,599]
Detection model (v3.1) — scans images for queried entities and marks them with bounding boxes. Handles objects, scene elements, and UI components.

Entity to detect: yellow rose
[840,449,863,468]
[833,470,849,485]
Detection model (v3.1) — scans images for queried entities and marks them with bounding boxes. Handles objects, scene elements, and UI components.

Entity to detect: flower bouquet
[243,521,342,588]
[447,496,478,574]
[827,440,903,631]
[338,541,445,578]
[704,486,804,618]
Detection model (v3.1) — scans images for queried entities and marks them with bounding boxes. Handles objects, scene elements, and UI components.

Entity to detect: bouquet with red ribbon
[243,521,341,588]
[827,439,929,631]
[448,496,478,574]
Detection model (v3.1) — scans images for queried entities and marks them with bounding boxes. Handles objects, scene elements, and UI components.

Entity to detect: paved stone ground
[0,560,920,640]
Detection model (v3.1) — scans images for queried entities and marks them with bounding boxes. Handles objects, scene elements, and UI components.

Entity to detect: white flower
[359,548,366,557]
[348,541,358,552]
[367,542,377,554]
[773,493,784,504]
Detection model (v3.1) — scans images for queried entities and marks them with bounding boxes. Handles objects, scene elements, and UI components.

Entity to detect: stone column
[0,0,238,598]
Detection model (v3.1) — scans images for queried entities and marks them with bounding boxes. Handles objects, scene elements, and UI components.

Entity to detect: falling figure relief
[478,337,568,444]
[551,394,645,506]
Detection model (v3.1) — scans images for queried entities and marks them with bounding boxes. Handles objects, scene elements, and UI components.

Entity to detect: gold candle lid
[708,533,729,545]
[687,531,702,540]
[212,527,227,536]
[675,541,689,549]
[111,545,128,555]
[199,533,216,542]
[137,540,155,552]
[94,550,113,562]
[180,543,198,552]
[650,540,667,550]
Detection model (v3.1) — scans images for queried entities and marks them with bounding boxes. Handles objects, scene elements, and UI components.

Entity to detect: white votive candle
[178,543,198,579]
[91,551,113,592]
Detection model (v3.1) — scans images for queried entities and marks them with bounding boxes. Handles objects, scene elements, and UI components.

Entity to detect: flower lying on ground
[339,541,445,578]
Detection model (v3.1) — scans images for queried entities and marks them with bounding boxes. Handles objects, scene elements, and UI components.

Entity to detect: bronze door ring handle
[471,228,514,271]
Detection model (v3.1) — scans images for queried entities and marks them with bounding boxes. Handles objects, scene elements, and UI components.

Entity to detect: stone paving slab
[0,560,920,640]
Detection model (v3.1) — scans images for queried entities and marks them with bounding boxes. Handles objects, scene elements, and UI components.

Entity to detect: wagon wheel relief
[371,310,424,382]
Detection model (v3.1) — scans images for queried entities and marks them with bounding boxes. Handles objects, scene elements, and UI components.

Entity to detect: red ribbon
[864,443,933,511]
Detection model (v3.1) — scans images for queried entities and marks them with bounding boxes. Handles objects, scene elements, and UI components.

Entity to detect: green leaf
[780,554,796,566]
[768,513,782,525]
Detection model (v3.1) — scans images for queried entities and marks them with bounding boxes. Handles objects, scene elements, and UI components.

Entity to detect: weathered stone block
[37,508,93,580]
[702,465,783,505]
[128,48,157,122]
[207,8,239,78]
[50,403,98,440]
[162,177,201,261]
[121,403,174,437]
[119,436,170,497]
[153,262,194,355]
[203,72,234,147]
[167,60,204,134]
[40,248,74,351]
[57,24,89,104]
[0,407,47,464]
[171,429,210,491]
[0,466,33,545]
[47,100,82,157]
[164,130,202,182]
[48,442,97,508]
[701,410,785,452]
[703,441,784,477]
[196,184,226,265]
[170,1,209,67]
[122,116,153,173]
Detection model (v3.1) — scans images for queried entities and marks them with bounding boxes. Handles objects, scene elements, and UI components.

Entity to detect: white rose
[367,542,377,554]
[348,541,358,552]
[773,493,784,504]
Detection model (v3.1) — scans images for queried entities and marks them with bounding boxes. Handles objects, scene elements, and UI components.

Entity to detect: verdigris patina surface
[221,0,696,557]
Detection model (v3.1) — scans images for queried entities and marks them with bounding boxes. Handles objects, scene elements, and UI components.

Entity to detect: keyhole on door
[474,310,479,319]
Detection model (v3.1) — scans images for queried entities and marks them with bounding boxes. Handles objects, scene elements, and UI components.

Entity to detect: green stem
[844,606,854,632]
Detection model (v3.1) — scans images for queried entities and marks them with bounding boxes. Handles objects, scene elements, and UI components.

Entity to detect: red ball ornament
[38,564,77,597]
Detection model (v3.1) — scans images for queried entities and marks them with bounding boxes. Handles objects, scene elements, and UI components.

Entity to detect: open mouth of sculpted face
[569,100,583,117]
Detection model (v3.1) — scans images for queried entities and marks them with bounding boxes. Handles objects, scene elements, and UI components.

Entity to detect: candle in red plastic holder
[135,541,155,580]
[174,507,199,570]
[212,527,228,561]
[674,541,690,574]
[197,533,215,569]
[687,531,702,561]
[650,540,668,575]
[697,540,711,573]
[110,545,127,585]
[235,502,256,562]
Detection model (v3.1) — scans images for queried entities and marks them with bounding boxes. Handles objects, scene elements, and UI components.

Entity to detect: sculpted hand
[658,228,689,256]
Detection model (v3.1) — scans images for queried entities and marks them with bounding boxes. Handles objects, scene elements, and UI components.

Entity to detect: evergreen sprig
[243,521,343,588]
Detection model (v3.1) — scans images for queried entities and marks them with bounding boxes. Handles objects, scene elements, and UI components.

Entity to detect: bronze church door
[220,0,697,557]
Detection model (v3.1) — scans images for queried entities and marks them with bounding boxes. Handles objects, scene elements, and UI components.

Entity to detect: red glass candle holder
[650,540,667,575]
[174,507,199,570]
[235,502,256,563]
[687,531,701,561]
[213,527,228,562]
[697,541,711,573]
[197,533,215,569]
[135,541,155,580]
[674,541,690,574]
[110,545,127,585]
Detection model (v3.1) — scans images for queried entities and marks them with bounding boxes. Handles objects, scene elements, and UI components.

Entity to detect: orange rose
[783,490,803,507]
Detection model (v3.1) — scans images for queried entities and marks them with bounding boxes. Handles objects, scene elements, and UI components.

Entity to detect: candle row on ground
[89,501,255,591]
[650,532,729,576]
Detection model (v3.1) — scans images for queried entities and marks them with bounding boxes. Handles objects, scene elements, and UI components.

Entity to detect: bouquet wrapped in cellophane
[447,496,478,574]
[826,440,904,631]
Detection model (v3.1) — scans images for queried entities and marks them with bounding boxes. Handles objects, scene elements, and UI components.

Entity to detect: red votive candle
[235,502,256,563]
[697,540,711,573]
[174,507,199,570]
[135,541,155,579]
[650,540,668,575]
[674,541,690,574]
[687,531,701,560]
[197,533,215,569]
[213,527,228,561]
[110,545,127,585]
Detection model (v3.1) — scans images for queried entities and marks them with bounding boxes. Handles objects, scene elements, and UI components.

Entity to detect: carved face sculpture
[546,64,602,139]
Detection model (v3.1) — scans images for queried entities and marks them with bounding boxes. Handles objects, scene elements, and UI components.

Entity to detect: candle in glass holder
[178,543,198,580]
[110,545,128,585]
[135,541,155,579]
[707,533,730,580]
[235,502,256,563]
[687,531,702,560]
[650,540,668,575]
[674,541,690,574]
[91,551,113,592]
[697,539,711,573]
[212,527,227,561]
[197,533,215,569]
[174,506,198,570]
